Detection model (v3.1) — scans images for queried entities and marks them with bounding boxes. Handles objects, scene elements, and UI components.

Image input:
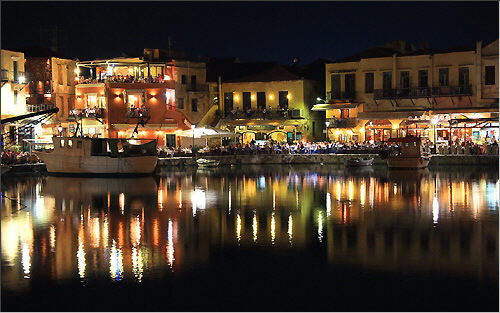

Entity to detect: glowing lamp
[18,75,25,84]
[251,95,256,100]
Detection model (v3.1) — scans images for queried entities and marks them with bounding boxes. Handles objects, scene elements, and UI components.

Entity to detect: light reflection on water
[1,165,498,292]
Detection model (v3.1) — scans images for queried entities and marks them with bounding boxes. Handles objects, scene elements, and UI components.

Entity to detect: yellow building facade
[317,40,499,143]
[220,66,325,143]
[1,49,27,118]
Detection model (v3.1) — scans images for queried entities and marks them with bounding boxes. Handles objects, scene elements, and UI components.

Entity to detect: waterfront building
[24,48,78,138]
[217,63,326,143]
[316,40,499,143]
[75,50,212,147]
[1,49,28,145]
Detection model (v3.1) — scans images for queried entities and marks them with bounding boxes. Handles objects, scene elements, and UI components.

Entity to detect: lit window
[68,140,73,148]
[60,139,65,148]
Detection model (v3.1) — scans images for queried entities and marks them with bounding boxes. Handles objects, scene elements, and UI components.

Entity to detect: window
[191,75,196,89]
[166,134,176,148]
[400,71,410,89]
[14,90,18,105]
[485,66,495,85]
[59,96,64,116]
[67,139,73,148]
[191,98,198,112]
[257,92,266,110]
[383,72,392,89]
[418,70,428,88]
[177,97,184,109]
[13,61,18,82]
[331,74,341,97]
[242,92,251,111]
[181,75,187,84]
[340,109,349,119]
[365,73,374,93]
[60,139,65,148]
[58,64,63,85]
[459,67,469,86]
[439,68,449,86]
[224,92,233,112]
[278,91,288,109]
[345,74,355,96]
[66,65,71,86]
[127,93,143,108]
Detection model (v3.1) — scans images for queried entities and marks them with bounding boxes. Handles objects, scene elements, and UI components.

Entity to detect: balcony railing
[187,84,209,92]
[27,104,55,113]
[374,85,472,99]
[127,107,150,118]
[77,75,168,85]
[327,118,357,128]
[223,108,303,120]
[326,90,356,100]
[1,70,27,83]
[431,85,473,96]
[70,107,105,118]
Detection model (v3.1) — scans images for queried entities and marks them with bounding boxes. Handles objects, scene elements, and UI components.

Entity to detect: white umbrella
[177,126,239,138]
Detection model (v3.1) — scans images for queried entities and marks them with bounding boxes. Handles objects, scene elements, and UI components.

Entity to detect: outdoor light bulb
[191,125,196,130]
[75,68,80,75]
[18,76,25,83]
[360,128,365,133]
[431,118,439,125]
[317,97,322,101]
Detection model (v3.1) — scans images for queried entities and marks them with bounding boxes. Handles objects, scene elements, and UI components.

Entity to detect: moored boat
[1,164,12,175]
[386,136,431,169]
[345,157,374,167]
[36,137,158,175]
[196,158,220,168]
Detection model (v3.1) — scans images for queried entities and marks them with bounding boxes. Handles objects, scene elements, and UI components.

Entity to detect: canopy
[177,126,240,138]
[312,103,359,111]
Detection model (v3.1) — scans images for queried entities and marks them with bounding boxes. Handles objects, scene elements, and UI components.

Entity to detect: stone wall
[158,154,499,167]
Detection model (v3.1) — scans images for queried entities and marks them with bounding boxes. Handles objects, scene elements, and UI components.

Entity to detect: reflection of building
[74,49,212,147]
[215,62,326,143]
[24,48,78,139]
[1,169,497,292]
[316,40,499,143]
[1,49,28,145]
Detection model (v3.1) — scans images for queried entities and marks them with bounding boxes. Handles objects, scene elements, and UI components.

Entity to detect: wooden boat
[196,158,220,168]
[36,137,158,174]
[386,136,431,169]
[345,157,374,167]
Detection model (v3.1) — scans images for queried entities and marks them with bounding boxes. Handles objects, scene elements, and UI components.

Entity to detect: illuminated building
[315,40,499,143]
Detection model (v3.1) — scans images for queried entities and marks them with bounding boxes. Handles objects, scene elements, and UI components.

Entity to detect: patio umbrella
[177,126,240,138]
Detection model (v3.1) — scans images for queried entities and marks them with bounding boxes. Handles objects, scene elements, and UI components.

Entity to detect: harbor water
[1,165,498,311]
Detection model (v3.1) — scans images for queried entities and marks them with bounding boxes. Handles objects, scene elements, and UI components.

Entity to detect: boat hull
[387,156,430,169]
[345,158,373,167]
[36,153,158,174]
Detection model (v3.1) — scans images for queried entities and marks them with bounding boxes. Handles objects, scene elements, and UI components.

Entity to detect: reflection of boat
[196,158,220,168]
[43,176,158,198]
[345,157,373,167]
[386,136,431,169]
[36,137,158,174]
[1,164,11,175]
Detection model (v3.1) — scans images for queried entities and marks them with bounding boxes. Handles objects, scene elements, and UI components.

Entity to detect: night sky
[1,1,498,64]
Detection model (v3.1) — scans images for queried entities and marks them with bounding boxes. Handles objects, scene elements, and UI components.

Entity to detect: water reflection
[1,166,498,292]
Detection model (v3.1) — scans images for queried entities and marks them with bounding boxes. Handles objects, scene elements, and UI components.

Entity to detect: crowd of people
[1,150,40,165]
[77,74,166,85]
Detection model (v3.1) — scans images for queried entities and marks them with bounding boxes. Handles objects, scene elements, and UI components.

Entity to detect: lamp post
[325,121,330,141]
[431,117,439,154]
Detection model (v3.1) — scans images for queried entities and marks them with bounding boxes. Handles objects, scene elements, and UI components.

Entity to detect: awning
[312,103,359,111]
[358,110,429,120]
[177,126,240,138]
[111,123,178,130]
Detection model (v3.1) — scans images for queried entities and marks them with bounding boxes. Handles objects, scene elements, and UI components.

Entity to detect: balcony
[187,84,209,92]
[70,107,105,118]
[27,104,55,113]
[77,75,171,85]
[431,85,472,96]
[374,85,472,99]
[327,118,357,128]
[127,107,150,118]
[0,70,28,84]
[223,108,303,120]
[326,90,356,101]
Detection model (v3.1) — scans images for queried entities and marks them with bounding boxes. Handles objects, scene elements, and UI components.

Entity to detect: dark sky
[1,1,498,64]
